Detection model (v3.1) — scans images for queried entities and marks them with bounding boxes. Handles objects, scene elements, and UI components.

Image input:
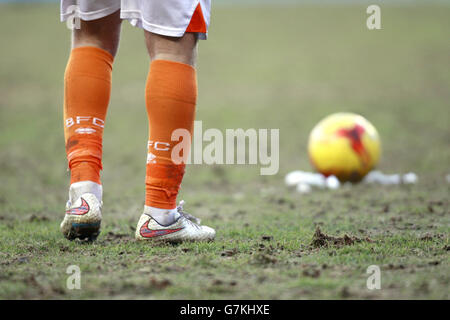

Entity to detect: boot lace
[177,200,201,227]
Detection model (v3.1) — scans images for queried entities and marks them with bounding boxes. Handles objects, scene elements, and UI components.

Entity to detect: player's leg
[71,10,122,57]
[60,4,122,240]
[118,0,214,241]
[144,32,198,66]
[135,32,215,242]
[143,31,198,215]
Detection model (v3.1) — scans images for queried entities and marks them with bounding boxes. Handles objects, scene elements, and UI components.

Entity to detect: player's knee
[145,32,198,66]
[72,10,122,57]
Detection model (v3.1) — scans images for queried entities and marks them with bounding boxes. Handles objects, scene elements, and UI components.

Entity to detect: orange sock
[63,46,113,185]
[145,60,197,209]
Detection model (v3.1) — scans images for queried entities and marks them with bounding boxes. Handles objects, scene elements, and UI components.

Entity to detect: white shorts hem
[60,4,121,22]
[121,10,207,40]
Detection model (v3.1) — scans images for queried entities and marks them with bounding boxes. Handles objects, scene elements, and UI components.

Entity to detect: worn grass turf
[0,4,449,299]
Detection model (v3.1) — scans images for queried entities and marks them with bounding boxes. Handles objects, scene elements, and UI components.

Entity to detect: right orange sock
[145,60,197,209]
[63,46,113,185]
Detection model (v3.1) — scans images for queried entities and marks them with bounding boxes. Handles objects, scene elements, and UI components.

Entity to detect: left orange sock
[145,60,197,209]
[63,46,113,185]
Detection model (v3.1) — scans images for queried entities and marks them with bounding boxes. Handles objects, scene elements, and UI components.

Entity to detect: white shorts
[60,0,210,40]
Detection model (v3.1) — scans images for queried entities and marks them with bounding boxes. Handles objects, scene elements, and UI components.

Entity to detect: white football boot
[60,181,103,241]
[135,200,215,242]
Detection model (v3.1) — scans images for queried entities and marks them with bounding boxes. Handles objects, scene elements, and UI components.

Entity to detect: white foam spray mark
[285,170,418,194]
[363,171,418,185]
[285,170,340,191]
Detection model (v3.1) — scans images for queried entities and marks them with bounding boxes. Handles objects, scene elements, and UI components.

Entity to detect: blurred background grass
[0,2,449,209]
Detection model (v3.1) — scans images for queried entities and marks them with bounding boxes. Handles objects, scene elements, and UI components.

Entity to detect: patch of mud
[99,231,133,244]
[149,277,172,289]
[251,244,278,265]
[385,263,406,270]
[419,233,445,241]
[207,278,238,293]
[221,248,238,257]
[311,227,373,248]
[302,268,321,278]
[212,279,237,286]
[252,253,277,265]
[261,235,273,241]
[340,286,352,298]
[274,196,296,209]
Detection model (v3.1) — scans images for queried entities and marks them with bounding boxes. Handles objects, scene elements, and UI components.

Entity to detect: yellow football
[308,112,381,182]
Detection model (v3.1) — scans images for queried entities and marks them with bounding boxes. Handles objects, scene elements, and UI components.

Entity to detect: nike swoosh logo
[139,220,183,238]
[66,197,90,215]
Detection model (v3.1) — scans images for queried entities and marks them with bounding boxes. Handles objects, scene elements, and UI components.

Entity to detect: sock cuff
[146,60,197,104]
[150,59,195,72]
[71,46,114,64]
[66,47,114,81]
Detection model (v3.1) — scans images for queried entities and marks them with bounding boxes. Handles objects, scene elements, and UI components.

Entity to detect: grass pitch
[0,3,449,299]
